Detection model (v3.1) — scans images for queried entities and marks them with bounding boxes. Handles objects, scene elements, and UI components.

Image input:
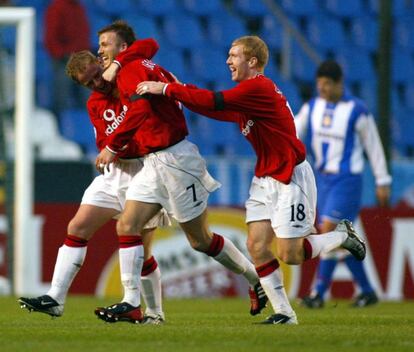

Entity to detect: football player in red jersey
[18,38,168,325]
[76,21,268,323]
[137,35,367,325]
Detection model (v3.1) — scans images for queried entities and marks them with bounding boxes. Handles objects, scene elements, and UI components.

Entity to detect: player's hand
[376,185,390,207]
[136,81,166,95]
[95,148,116,174]
[102,62,120,82]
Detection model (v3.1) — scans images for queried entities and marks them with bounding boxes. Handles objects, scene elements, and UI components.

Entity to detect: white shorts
[126,139,221,223]
[81,159,170,229]
[245,160,317,238]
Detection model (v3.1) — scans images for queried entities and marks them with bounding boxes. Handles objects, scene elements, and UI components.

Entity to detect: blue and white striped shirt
[294,93,391,186]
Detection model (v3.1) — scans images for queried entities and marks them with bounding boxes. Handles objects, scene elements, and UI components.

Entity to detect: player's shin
[303,229,348,260]
[206,233,259,286]
[256,259,295,317]
[140,256,163,317]
[119,235,144,307]
[47,235,88,304]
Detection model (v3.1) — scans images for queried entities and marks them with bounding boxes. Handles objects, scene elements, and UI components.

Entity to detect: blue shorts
[315,172,362,224]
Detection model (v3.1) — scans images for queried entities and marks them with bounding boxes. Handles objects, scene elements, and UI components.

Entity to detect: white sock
[213,236,259,287]
[306,230,347,258]
[119,245,144,307]
[141,266,163,317]
[47,245,86,305]
[259,267,295,317]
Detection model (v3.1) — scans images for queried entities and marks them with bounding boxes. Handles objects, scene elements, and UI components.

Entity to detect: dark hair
[98,20,136,46]
[316,60,343,82]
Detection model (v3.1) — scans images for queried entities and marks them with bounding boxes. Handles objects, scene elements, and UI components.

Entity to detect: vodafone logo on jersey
[103,105,128,136]
[242,120,254,136]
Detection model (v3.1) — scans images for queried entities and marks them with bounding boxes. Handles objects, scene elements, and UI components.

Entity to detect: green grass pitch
[1,296,413,352]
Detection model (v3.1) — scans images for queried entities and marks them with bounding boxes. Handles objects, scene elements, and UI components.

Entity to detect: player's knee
[116,218,138,235]
[188,236,210,252]
[246,237,265,261]
[277,248,302,265]
[67,219,91,240]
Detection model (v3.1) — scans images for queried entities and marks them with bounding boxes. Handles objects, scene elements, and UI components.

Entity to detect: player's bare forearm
[102,62,119,82]
[137,81,166,95]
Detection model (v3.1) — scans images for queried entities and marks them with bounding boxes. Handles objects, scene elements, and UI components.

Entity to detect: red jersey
[165,75,306,184]
[86,38,160,158]
[87,91,142,158]
[105,60,188,155]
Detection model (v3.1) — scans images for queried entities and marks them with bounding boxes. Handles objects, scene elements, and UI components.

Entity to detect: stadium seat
[194,117,239,156]
[394,15,414,51]
[392,50,414,84]
[291,44,318,82]
[35,46,53,109]
[259,15,286,52]
[32,108,60,145]
[280,0,319,18]
[88,12,112,51]
[306,16,347,53]
[189,47,229,83]
[265,60,282,84]
[350,15,378,52]
[38,137,84,160]
[122,15,161,40]
[139,0,177,17]
[403,84,414,111]
[11,0,47,12]
[367,0,409,17]
[358,81,378,115]
[155,49,189,83]
[206,12,247,49]
[392,106,414,156]
[182,0,222,16]
[59,108,97,157]
[91,0,134,18]
[233,0,269,18]
[324,0,363,19]
[335,47,376,83]
[277,79,302,113]
[163,14,204,49]
[0,26,16,53]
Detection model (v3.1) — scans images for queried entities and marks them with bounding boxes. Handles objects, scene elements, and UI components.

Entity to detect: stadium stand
[182,0,222,16]
[163,13,205,49]
[59,108,96,158]
[3,0,413,158]
[350,15,378,53]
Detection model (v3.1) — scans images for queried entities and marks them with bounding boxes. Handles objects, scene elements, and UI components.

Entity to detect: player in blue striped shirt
[295,60,391,307]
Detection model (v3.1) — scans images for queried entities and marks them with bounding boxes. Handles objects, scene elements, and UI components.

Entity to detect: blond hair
[232,36,269,71]
[66,50,98,82]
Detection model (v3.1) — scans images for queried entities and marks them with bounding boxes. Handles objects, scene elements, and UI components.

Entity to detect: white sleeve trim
[105,145,117,154]
[162,83,169,96]
[113,60,121,68]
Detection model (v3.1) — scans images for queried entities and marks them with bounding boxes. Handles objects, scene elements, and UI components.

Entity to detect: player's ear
[248,57,258,68]
[120,42,128,52]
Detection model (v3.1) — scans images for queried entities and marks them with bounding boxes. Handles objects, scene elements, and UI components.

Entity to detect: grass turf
[1,296,413,352]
